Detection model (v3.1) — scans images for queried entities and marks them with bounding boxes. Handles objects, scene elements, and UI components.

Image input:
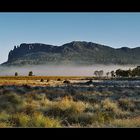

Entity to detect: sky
[0,12,140,63]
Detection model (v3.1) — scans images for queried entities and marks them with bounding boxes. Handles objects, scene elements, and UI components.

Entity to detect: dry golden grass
[0,76,91,86]
[0,76,139,128]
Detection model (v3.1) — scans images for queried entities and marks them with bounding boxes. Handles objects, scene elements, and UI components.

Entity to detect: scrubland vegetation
[0,84,139,128]
[0,66,139,128]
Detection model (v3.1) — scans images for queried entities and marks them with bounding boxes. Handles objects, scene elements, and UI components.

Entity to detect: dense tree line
[93,66,140,78]
[115,66,140,77]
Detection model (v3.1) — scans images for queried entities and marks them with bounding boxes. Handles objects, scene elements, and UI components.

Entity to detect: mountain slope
[2,41,140,66]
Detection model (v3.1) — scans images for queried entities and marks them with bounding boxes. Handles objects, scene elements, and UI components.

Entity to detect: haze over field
[0,65,136,76]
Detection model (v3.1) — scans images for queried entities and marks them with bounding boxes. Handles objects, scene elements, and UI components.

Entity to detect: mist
[0,64,137,76]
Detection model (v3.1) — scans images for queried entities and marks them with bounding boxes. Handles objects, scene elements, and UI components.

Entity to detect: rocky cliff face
[2,41,140,66]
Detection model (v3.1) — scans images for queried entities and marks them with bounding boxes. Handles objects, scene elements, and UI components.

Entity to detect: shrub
[22,84,31,90]
[67,113,94,126]
[0,112,11,128]
[0,93,23,113]
[9,113,31,127]
[4,112,61,128]
[40,79,44,82]
[102,99,117,111]
[0,112,10,122]
[44,117,61,128]
[30,112,47,127]
[63,80,70,84]
[25,93,46,101]
[92,111,114,124]
[30,112,61,128]
[5,93,23,105]
[67,111,115,126]
[110,117,140,128]
[101,98,124,118]
[22,104,37,115]
[118,98,135,111]
[18,114,31,127]
[45,96,86,118]
[85,103,101,113]
[86,80,93,85]
[0,122,11,128]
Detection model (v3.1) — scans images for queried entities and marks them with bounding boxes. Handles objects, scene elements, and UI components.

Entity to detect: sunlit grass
[0,82,139,128]
[110,117,140,128]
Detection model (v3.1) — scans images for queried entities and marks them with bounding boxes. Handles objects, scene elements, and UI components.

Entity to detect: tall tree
[106,72,110,78]
[111,71,115,78]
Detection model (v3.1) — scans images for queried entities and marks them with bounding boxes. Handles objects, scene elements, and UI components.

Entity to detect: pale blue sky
[0,12,140,63]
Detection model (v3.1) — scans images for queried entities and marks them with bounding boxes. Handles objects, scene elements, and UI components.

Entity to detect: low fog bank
[0,65,137,76]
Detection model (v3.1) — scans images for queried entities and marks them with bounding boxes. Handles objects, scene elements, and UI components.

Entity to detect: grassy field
[0,76,93,87]
[0,76,139,128]
[0,76,90,85]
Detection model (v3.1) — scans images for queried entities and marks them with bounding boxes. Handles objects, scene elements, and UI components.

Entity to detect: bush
[22,84,31,90]
[92,111,114,123]
[8,112,61,128]
[101,98,124,118]
[0,93,23,113]
[30,112,47,127]
[5,93,23,105]
[63,80,70,84]
[86,80,93,85]
[118,98,135,111]
[40,79,44,82]
[30,112,61,128]
[110,117,140,128]
[67,111,115,126]
[67,113,94,126]
[45,96,86,118]
[22,103,38,115]
[18,114,31,127]
[0,112,10,122]
[9,113,31,127]
[44,117,61,128]
[25,93,46,101]
[0,122,11,128]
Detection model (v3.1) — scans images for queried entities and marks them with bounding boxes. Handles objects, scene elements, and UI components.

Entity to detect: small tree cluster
[94,70,104,77]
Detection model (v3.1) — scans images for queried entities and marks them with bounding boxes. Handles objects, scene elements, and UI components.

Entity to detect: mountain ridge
[2,41,140,66]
